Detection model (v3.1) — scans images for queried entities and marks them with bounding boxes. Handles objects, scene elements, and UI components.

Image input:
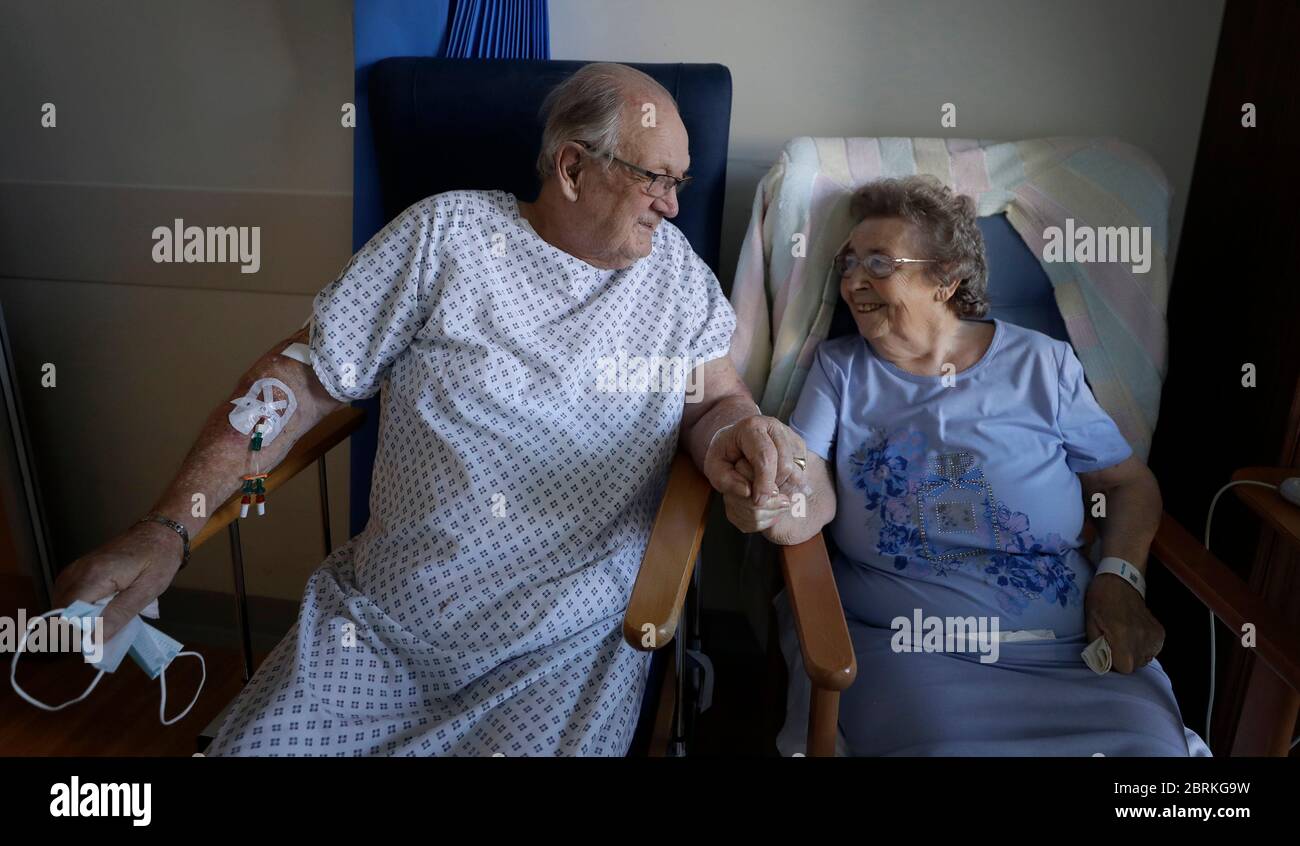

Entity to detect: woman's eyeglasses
[836,251,938,280]
[574,140,692,199]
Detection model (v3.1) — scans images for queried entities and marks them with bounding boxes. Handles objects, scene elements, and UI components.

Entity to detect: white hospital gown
[205,190,735,756]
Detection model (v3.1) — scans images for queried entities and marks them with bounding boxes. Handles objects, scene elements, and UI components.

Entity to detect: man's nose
[652,187,678,218]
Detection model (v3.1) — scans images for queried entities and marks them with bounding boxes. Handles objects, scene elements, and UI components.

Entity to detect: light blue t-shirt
[789,319,1133,632]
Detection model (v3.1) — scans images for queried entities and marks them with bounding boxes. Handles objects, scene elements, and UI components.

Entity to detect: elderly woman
[50,63,806,756]
[724,175,1205,756]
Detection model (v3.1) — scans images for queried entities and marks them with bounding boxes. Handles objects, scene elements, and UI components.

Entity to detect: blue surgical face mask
[9,596,205,726]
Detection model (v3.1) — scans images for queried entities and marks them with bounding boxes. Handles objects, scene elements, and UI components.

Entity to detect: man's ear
[555,142,584,202]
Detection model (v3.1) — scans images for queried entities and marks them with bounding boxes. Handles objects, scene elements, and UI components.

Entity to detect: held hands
[51,520,185,642]
[1084,572,1165,673]
[720,457,793,533]
[702,414,810,534]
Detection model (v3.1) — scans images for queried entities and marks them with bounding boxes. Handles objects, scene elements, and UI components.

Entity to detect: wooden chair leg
[763,610,791,755]
[648,651,677,758]
[1231,660,1300,756]
[808,686,840,757]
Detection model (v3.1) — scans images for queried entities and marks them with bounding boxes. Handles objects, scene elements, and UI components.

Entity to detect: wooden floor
[3,620,769,756]
[1,643,265,756]
[0,605,771,757]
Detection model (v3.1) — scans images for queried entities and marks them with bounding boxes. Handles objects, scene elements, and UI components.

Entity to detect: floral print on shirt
[845,425,1082,617]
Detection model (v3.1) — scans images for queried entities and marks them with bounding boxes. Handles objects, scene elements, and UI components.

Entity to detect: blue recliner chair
[762,188,1268,757]
[197,58,735,756]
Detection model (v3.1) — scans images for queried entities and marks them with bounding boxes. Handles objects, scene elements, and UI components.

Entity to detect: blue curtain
[353,0,550,253]
[353,0,452,252]
[445,0,550,59]
[349,0,549,538]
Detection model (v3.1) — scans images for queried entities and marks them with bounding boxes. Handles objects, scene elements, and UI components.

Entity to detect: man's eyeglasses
[836,251,938,280]
[574,140,692,199]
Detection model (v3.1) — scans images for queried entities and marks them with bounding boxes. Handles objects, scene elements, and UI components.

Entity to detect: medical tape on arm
[225,333,313,517]
[228,377,297,448]
[229,373,299,518]
[282,313,312,365]
[280,342,311,365]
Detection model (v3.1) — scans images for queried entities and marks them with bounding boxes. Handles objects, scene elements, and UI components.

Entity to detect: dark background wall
[1148,0,1300,750]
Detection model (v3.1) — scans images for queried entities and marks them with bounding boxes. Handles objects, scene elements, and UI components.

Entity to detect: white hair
[535,63,677,180]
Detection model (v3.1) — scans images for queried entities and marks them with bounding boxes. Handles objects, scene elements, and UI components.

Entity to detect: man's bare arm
[681,355,810,504]
[144,325,346,541]
[679,355,761,471]
[53,324,347,639]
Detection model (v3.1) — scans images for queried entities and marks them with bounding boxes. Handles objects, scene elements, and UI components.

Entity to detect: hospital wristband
[1096,556,1145,600]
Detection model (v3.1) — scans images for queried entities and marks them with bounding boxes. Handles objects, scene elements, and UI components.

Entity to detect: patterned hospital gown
[206,190,736,756]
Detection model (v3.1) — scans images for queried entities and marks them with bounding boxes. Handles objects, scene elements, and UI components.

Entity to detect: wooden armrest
[1231,466,1300,551]
[190,406,367,551]
[623,452,713,651]
[1152,510,1300,693]
[780,533,857,691]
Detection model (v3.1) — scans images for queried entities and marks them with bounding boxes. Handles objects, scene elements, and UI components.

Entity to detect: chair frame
[619,452,858,756]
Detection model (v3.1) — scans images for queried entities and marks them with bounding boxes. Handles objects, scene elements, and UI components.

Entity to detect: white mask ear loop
[9,609,106,712]
[158,650,206,726]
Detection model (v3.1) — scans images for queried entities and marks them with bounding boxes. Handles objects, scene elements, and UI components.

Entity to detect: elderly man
[53,63,806,756]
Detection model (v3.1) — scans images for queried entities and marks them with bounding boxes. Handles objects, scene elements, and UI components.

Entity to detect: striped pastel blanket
[728,136,1172,460]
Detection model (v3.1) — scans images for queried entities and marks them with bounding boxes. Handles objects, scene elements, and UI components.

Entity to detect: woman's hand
[51,521,186,642]
[1084,574,1165,673]
[720,453,836,546]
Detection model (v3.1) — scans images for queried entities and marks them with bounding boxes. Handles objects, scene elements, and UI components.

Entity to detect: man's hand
[52,521,185,642]
[720,457,792,532]
[703,414,810,503]
[1084,574,1165,673]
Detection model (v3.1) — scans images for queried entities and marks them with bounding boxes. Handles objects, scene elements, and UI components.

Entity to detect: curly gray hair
[535,63,678,181]
[849,175,990,318]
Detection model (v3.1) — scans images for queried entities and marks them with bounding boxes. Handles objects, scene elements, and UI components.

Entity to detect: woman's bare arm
[1078,455,1163,572]
[1078,455,1166,673]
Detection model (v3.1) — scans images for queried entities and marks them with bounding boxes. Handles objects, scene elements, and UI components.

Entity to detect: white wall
[1,0,352,191]
[0,0,354,609]
[551,0,1225,283]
